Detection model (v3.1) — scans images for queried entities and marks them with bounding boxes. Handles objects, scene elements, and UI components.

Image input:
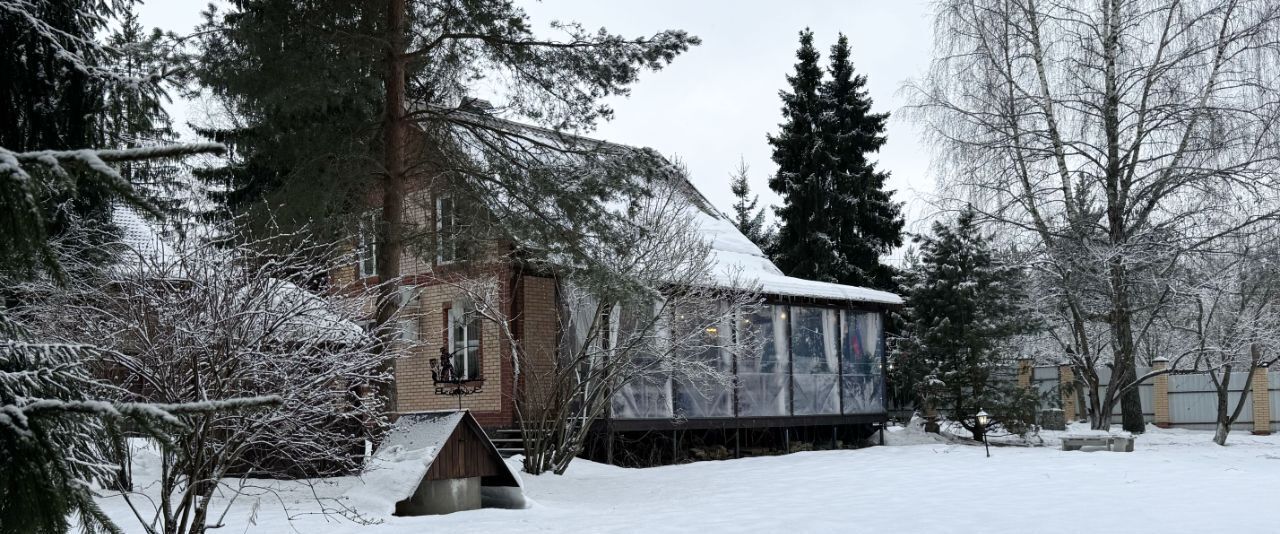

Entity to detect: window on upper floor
[357,210,380,278]
[436,195,461,264]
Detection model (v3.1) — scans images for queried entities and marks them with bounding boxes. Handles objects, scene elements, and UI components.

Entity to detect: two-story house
[354,115,902,462]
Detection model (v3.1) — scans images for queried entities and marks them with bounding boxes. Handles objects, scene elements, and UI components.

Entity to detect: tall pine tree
[767,29,836,282]
[820,34,903,289]
[729,158,770,249]
[767,31,903,289]
[896,209,1034,440]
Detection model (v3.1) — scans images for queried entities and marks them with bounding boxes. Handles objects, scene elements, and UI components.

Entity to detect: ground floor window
[448,302,483,380]
[674,311,733,418]
[736,305,790,417]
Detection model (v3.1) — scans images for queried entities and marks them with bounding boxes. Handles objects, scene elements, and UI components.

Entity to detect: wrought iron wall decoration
[431,346,485,410]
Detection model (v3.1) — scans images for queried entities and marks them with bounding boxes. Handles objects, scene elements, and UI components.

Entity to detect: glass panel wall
[610,300,673,419]
[607,297,888,421]
[791,307,841,415]
[736,305,790,416]
[841,311,885,414]
[674,311,733,418]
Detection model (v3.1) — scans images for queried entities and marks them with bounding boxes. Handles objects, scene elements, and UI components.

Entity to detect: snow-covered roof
[112,205,174,265]
[112,206,368,343]
[343,410,523,515]
[679,186,903,306]
[256,278,368,344]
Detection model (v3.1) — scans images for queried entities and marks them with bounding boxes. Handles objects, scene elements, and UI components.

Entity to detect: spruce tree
[1,4,224,533]
[897,209,1033,440]
[728,158,770,249]
[191,0,384,242]
[820,34,903,289]
[0,0,111,272]
[768,31,903,288]
[767,29,838,282]
[100,7,186,220]
[1,1,183,272]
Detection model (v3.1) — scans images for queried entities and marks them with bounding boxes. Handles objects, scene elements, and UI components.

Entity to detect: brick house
[351,117,903,458]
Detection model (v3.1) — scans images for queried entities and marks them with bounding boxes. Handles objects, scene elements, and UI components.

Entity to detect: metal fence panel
[1168,372,1253,427]
[1027,365,1272,429]
[1032,367,1058,380]
[1095,367,1155,421]
[1270,371,1280,425]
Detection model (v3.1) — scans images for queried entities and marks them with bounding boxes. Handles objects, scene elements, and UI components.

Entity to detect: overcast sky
[139,1,939,236]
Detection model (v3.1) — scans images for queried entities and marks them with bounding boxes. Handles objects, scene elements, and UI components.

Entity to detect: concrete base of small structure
[396,477,481,515]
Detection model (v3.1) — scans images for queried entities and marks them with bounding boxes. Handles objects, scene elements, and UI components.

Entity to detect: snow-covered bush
[21,233,395,533]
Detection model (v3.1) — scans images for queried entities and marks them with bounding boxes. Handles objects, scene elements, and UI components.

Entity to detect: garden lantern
[976,409,991,458]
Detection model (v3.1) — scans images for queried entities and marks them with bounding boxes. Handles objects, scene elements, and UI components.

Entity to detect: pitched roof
[435,110,903,306]
[343,410,523,515]
[112,205,174,265]
[691,205,902,305]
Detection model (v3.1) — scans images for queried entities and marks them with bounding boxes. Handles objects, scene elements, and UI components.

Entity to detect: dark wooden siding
[424,420,504,481]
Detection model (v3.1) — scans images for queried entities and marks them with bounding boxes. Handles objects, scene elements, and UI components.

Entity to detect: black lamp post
[976,409,991,458]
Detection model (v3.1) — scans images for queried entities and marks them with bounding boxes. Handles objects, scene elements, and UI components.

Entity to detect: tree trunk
[1213,421,1230,446]
[375,0,408,412]
[1099,0,1144,435]
[1085,369,1106,429]
[1215,349,1261,447]
[1094,393,1114,430]
[1213,375,1230,446]
[1120,381,1144,432]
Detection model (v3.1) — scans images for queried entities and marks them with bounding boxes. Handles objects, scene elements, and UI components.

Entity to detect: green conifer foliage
[767,31,903,289]
[896,209,1036,439]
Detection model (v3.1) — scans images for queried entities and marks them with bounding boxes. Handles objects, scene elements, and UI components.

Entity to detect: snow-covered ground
[99,424,1280,533]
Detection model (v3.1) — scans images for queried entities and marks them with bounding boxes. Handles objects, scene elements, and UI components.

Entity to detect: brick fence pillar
[1152,357,1170,429]
[1017,358,1033,391]
[1059,363,1077,422]
[1252,366,1271,435]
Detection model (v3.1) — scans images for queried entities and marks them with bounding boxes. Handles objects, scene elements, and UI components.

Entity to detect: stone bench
[1061,434,1135,452]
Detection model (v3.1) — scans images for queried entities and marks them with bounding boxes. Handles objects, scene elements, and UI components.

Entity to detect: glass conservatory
[608,303,887,426]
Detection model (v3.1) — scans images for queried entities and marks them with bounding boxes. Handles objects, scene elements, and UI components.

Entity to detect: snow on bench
[1061,432,1135,452]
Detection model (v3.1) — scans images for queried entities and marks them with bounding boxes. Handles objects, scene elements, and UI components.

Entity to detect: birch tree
[909,0,1280,431]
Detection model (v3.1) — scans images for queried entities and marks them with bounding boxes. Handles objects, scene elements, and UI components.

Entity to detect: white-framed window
[436,195,459,264]
[357,210,379,278]
[396,286,420,342]
[447,302,482,379]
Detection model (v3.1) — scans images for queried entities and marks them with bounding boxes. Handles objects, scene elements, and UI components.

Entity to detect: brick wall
[521,275,560,408]
[396,266,516,428]
[1251,368,1271,435]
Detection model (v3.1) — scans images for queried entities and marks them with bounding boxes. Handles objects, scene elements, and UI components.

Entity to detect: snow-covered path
[100,426,1280,533]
